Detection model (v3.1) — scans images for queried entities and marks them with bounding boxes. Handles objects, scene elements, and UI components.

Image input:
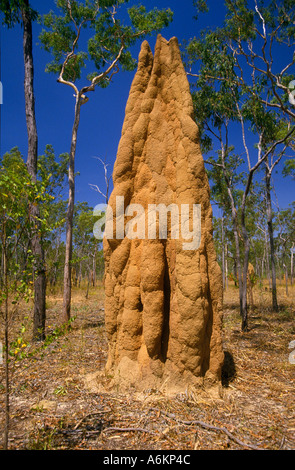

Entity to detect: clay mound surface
[103,35,224,395]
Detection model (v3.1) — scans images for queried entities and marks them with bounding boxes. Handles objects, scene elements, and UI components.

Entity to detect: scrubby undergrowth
[0,281,294,450]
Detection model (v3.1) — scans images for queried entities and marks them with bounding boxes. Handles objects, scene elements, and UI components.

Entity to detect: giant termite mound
[103,35,224,395]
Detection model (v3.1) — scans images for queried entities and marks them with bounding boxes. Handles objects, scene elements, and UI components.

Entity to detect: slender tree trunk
[4,301,9,451]
[241,224,250,331]
[86,269,90,299]
[284,263,289,296]
[240,190,251,331]
[232,209,243,312]
[78,269,82,288]
[0,244,4,288]
[63,96,82,323]
[265,167,279,311]
[225,243,228,289]
[92,244,97,287]
[2,226,9,450]
[291,243,294,286]
[262,248,266,285]
[239,165,258,331]
[233,259,237,286]
[221,215,226,290]
[221,161,243,306]
[21,2,46,341]
[265,236,271,290]
[73,264,78,287]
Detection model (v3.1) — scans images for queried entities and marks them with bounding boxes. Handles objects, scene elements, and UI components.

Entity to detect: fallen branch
[150,408,264,450]
[103,426,154,434]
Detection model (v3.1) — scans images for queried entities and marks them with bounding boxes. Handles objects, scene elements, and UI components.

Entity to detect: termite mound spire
[103,35,224,396]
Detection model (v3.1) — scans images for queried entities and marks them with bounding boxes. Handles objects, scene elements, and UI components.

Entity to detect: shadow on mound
[221,351,236,387]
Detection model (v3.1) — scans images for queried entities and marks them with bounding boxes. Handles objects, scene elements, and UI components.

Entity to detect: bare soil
[0,281,294,450]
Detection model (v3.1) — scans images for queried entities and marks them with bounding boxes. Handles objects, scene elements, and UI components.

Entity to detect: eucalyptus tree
[264,154,280,310]
[282,154,295,286]
[186,0,295,330]
[39,0,173,322]
[275,203,295,295]
[0,0,47,341]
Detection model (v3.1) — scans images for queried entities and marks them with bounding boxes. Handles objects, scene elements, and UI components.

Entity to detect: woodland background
[0,0,294,451]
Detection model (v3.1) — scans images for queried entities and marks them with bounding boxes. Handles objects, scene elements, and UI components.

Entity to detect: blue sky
[0,0,294,216]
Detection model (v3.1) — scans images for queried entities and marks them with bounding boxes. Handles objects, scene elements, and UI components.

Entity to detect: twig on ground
[149,407,264,450]
[102,426,154,434]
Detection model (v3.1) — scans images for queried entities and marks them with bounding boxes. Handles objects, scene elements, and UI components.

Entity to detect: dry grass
[0,280,294,450]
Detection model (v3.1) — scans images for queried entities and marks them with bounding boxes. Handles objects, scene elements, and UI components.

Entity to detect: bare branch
[57,1,97,97]
[103,427,153,434]
[89,156,112,204]
[254,1,266,39]
[89,183,107,202]
[203,159,224,168]
[67,0,78,33]
[57,76,79,96]
[89,44,124,89]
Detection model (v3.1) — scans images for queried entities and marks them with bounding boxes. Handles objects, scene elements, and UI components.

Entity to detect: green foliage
[187,28,241,155]
[283,159,295,179]
[39,0,173,87]
[128,5,173,32]
[9,324,28,360]
[187,0,295,130]
[206,150,246,210]
[38,144,69,198]
[35,146,69,287]
[0,148,46,257]
[186,0,295,307]
[191,0,209,20]
[42,316,76,349]
[72,201,99,276]
[276,202,295,246]
[54,385,67,396]
[0,0,38,28]
[0,147,62,308]
[186,0,295,208]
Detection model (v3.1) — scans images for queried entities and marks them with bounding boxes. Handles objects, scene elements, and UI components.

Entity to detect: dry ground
[0,280,294,451]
